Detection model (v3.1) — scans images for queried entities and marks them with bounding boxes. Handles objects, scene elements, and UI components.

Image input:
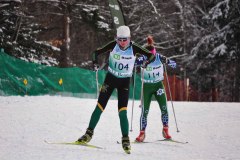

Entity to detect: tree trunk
[59,14,70,67]
[234,59,240,101]
[211,76,217,102]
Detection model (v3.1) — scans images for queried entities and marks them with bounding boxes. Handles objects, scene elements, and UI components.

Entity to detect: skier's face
[117,37,130,49]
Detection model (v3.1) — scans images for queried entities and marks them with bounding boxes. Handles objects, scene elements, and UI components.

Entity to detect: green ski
[44,140,104,149]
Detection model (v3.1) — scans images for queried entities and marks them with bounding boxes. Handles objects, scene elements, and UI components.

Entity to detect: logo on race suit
[121,56,132,60]
[101,84,109,93]
[156,88,165,96]
[113,54,120,60]
[153,66,161,70]
[146,67,152,71]
[138,57,144,61]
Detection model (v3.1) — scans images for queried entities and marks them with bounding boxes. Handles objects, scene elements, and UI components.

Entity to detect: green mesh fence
[0,49,142,99]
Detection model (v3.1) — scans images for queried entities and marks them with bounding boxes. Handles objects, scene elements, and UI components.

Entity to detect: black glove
[93,63,100,71]
[160,55,168,64]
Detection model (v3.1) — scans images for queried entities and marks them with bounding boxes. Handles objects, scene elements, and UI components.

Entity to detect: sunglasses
[117,38,129,42]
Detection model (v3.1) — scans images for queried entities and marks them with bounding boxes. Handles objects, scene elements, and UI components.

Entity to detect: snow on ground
[0,96,240,160]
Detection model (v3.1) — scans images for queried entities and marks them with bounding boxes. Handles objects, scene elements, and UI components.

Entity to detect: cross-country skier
[77,26,155,153]
[135,35,177,142]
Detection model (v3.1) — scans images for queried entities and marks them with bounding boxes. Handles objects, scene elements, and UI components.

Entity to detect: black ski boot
[77,128,94,143]
[122,136,131,154]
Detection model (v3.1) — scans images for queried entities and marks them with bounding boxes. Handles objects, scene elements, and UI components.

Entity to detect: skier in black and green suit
[77,26,155,153]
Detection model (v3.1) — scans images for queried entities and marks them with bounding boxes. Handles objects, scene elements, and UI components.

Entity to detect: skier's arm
[159,54,168,64]
[92,40,116,64]
[132,42,155,64]
[158,53,177,68]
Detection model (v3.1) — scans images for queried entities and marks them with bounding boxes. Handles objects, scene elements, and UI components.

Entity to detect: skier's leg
[117,77,131,152]
[88,74,115,129]
[154,81,171,139]
[77,73,114,143]
[136,83,152,142]
[117,78,130,137]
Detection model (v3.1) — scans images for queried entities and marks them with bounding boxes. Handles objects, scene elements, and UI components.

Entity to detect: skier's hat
[146,35,156,54]
[117,25,130,38]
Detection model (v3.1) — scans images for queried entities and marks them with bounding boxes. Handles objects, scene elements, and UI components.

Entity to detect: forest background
[0,0,239,102]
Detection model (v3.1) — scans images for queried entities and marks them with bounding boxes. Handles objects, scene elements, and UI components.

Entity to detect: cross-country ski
[44,140,104,149]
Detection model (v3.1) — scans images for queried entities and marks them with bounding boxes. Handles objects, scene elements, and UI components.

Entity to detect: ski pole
[139,68,144,108]
[96,69,99,98]
[163,63,180,132]
[130,66,137,132]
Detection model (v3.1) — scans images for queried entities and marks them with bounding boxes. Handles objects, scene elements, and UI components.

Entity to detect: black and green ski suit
[88,40,155,137]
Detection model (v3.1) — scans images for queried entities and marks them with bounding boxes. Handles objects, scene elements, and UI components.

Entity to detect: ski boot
[135,130,145,142]
[162,126,172,139]
[77,128,94,143]
[122,136,131,154]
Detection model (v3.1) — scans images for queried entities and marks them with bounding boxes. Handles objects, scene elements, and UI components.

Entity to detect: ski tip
[158,139,188,144]
[133,140,144,143]
[44,140,51,144]
[44,140,104,149]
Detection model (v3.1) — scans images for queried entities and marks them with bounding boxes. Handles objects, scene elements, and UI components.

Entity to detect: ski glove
[160,55,168,64]
[135,56,145,66]
[168,60,177,68]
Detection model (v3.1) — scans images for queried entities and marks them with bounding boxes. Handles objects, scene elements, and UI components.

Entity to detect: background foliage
[0,0,239,101]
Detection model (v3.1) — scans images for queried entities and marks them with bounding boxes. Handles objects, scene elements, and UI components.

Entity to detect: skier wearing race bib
[77,26,155,153]
[135,36,177,142]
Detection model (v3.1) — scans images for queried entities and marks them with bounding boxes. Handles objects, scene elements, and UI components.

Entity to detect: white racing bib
[108,44,136,78]
[143,53,164,83]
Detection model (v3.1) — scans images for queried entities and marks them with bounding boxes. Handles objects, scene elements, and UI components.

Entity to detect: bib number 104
[114,62,129,70]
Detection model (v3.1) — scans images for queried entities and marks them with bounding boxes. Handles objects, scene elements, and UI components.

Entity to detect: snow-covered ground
[0,96,239,160]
